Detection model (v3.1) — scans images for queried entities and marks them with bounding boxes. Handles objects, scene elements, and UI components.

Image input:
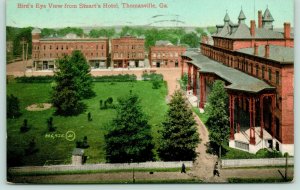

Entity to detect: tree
[180,32,200,48]
[158,90,199,161]
[205,80,229,158]
[105,93,154,163]
[7,94,21,119]
[71,50,95,99]
[51,55,85,116]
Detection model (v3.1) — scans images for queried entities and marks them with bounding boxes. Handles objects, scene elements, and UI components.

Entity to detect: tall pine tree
[158,90,199,161]
[105,93,154,163]
[51,55,84,116]
[205,80,229,157]
[70,50,95,99]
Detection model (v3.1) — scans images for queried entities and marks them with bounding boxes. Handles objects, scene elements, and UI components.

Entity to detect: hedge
[93,74,137,82]
[15,76,54,83]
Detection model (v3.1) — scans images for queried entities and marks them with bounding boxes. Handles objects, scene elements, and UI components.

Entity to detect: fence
[221,158,294,168]
[9,161,193,174]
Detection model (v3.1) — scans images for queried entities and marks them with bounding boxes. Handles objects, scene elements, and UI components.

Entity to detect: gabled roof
[237,45,294,64]
[182,51,275,93]
[263,8,274,22]
[213,23,291,39]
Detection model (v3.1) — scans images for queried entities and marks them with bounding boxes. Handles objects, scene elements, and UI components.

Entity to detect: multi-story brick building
[149,41,186,68]
[32,28,109,70]
[182,8,294,155]
[111,36,145,68]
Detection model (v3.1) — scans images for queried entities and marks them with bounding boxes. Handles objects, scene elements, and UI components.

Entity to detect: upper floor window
[276,71,280,85]
[262,66,265,79]
[256,65,259,77]
[268,68,272,81]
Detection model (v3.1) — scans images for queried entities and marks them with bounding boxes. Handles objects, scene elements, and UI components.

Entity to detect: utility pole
[21,38,27,76]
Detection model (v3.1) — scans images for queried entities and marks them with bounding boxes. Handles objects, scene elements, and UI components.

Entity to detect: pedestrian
[213,161,220,177]
[181,163,186,173]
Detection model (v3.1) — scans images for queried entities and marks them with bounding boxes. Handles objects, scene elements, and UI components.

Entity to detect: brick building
[182,8,294,155]
[111,36,145,68]
[149,41,186,68]
[32,28,109,70]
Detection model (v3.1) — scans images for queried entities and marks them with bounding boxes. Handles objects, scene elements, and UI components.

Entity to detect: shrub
[47,117,55,132]
[87,112,92,121]
[142,73,163,81]
[76,136,90,149]
[25,138,39,155]
[7,94,21,119]
[15,76,54,83]
[20,119,30,133]
[93,74,137,82]
[152,80,161,89]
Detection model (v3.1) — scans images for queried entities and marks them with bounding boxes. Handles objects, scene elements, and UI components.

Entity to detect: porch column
[187,63,192,91]
[199,73,206,109]
[237,96,241,133]
[249,97,256,145]
[181,59,184,78]
[122,60,125,68]
[260,95,264,138]
[271,95,276,137]
[193,65,197,96]
[229,94,235,140]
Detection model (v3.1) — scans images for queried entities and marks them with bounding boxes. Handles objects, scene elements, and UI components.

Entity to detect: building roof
[182,50,275,93]
[263,8,274,22]
[224,13,230,22]
[212,8,292,40]
[155,40,174,46]
[213,23,290,39]
[72,148,84,156]
[238,9,246,20]
[32,28,41,34]
[237,45,294,64]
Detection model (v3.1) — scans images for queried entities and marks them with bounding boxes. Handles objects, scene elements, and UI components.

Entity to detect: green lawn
[7,81,168,166]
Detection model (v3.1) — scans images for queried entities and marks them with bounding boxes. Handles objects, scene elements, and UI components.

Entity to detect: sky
[6,0,294,28]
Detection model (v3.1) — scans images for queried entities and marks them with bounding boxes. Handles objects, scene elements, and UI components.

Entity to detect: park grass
[7,81,168,166]
[192,107,209,124]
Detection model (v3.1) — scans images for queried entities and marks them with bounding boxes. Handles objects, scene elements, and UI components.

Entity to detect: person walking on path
[181,163,186,173]
[213,162,220,177]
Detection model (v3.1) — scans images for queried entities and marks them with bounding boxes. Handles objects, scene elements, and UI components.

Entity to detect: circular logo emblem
[65,131,76,141]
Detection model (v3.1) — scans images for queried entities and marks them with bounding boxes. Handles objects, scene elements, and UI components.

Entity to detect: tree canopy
[205,80,229,156]
[105,93,154,163]
[51,50,94,115]
[158,90,199,161]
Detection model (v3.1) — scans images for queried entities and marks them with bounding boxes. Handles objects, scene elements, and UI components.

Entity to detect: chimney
[250,20,256,37]
[265,45,270,58]
[254,43,258,55]
[258,10,262,28]
[284,22,291,39]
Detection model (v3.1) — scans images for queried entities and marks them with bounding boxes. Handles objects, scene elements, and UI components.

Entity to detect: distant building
[182,8,294,156]
[111,36,145,68]
[149,40,186,68]
[31,28,109,70]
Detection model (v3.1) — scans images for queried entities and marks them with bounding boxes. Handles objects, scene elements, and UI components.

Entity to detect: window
[44,45,46,50]
[276,71,280,85]
[96,45,98,50]
[250,63,253,74]
[262,66,265,79]
[256,65,259,77]
[50,45,52,50]
[268,68,272,81]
